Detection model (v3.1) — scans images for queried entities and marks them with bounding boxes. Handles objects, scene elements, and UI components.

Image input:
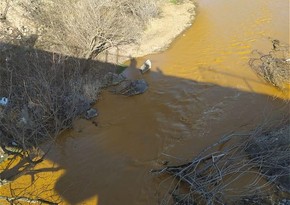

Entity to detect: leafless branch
[152,122,290,205]
[249,40,290,91]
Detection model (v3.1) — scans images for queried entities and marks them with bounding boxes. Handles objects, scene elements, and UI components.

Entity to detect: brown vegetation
[0,0,162,202]
[249,40,290,91]
[0,0,161,164]
[0,44,117,149]
[18,0,160,58]
[0,44,118,203]
[152,121,290,205]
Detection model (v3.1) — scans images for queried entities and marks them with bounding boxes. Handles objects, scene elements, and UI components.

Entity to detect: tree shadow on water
[0,43,289,205]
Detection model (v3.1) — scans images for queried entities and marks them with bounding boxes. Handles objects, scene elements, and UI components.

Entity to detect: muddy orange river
[1,0,289,204]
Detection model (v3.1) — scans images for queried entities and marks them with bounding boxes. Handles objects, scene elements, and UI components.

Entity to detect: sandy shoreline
[101,0,196,64]
[0,0,196,64]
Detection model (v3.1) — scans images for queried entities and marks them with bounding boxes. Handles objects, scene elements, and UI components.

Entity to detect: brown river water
[1,0,289,204]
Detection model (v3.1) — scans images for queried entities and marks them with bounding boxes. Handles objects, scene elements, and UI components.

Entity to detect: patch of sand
[103,0,196,63]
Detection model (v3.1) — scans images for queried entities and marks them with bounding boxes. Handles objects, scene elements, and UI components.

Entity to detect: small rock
[85,108,98,119]
[11,141,18,146]
[126,79,148,96]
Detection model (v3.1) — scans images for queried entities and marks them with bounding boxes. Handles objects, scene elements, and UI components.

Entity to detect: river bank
[101,0,196,64]
[1,0,289,204]
[1,0,196,60]
[0,1,197,203]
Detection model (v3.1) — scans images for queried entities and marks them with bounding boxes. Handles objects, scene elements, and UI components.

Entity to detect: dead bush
[21,0,160,58]
[249,40,290,91]
[0,45,113,155]
[0,46,116,203]
[152,122,290,205]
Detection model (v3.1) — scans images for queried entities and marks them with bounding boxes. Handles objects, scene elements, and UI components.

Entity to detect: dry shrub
[152,123,290,205]
[0,46,115,201]
[0,45,113,153]
[249,40,290,91]
[21,0,160,58]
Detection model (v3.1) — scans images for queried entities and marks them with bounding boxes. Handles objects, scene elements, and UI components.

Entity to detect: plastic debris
[0,97,8,106]
[140,59,151,74]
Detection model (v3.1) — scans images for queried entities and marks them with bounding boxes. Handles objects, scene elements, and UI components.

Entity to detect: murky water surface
[1,0,289,204]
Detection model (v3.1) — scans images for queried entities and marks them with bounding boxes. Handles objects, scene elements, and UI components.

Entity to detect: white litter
[140,59,151,74]
[0,97,8,106]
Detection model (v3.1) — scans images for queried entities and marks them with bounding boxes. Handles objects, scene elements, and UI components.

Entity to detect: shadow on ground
[0,43,289,205]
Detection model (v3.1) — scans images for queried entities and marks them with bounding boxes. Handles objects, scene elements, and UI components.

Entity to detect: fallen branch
[153,123,290,205]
